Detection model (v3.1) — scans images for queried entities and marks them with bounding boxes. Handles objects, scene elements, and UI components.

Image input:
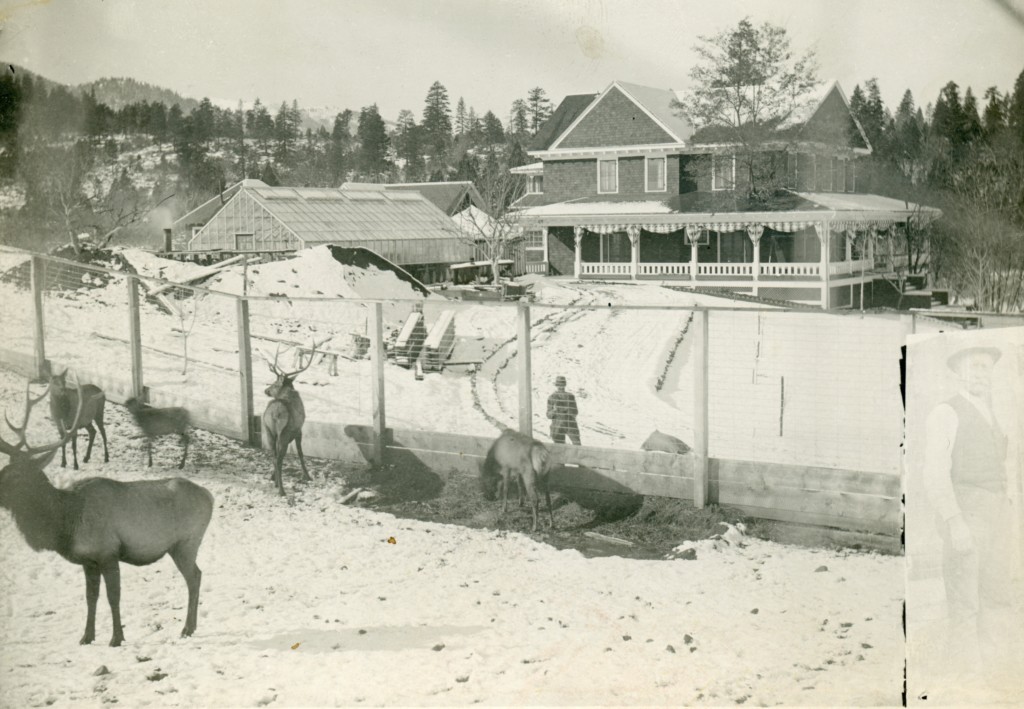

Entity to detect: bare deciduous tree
[453,164,526,286]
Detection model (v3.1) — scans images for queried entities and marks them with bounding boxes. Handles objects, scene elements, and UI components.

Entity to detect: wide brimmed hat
[554,375,567,387]
[947,345,1002,372]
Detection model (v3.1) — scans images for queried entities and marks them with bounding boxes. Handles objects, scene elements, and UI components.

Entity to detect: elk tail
[531,442,550,480]
[479,440,500,501]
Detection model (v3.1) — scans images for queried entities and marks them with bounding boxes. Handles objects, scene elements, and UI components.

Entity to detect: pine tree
[329,109,354,184]
[981,87,1007,141]
[394,109,425,180]
[455,97,467,136]
[509,99,529,136]
[931,82,964,147]
[961,87,983,145]
[356,104,390,180]
[421,81,452,158]
[1007,67,1024,147]
[526,87,552,134]
[482,111,505,144]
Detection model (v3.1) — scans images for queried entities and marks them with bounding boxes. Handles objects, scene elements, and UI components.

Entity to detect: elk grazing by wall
[262,341,325,496]
[480,429,554,532]
[0,378,214,647]
[124,397,191,469]
[49,369,109,470]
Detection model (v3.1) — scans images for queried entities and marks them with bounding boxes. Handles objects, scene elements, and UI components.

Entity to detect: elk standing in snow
[49,369,108,470]
[480,429,554,532]
[262,341,324,496]
[0,379,214,647]
[124,397,191,469]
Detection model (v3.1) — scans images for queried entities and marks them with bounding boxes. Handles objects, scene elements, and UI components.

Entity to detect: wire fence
[3,245,1023,531]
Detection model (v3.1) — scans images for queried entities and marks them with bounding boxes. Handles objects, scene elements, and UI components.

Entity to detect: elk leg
[60,441,68,468]
[170,545,202,638]
[83,422,96,463]
[294,433,312,482]
[71,430,80,470]
[518,474,524,508]
[146,438,153,468]
[96,417,109,463]
[178,430,190,469]
[274,444,287,496]
[80,566,101,645]
[523,476,539,532]
[501,468,509,514]
[544,477,554,529]
[101,562,125,647]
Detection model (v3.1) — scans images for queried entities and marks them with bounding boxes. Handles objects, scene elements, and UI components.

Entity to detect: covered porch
[520,192,939,308]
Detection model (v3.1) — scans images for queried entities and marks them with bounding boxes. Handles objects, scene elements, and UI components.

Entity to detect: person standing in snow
[547,375,580,445]
[922,345,1018,685]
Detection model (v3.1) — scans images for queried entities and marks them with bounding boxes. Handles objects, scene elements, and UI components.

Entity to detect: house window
[598,159,618,194]
[836,157,847,192]
[235,233,255,251]
[524,230,545,263]
[645,157,666,192]
[830,157,839,192]
[712,154,735,190]
[846,160,856,192]
[786,153,798,189]
[528,176,544,194]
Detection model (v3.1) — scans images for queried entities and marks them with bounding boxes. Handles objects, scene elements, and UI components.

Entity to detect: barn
[181,180,473,283]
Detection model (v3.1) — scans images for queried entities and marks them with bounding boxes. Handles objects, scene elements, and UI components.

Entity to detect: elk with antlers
[0,378,214,647]
[262,340,325,496]
[49,369,109,470]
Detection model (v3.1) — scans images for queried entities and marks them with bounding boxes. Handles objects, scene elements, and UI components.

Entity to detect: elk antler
[0,378,83,461]
[281,338,331,379]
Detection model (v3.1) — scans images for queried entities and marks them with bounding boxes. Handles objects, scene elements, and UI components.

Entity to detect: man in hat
[922,344,1015,683]
[547,375,581,445]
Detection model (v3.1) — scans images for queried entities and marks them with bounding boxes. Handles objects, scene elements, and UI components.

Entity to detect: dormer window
[598,159,618,194]
[645,157,666,192]
[528,175,544,194]
[712,154,735,191]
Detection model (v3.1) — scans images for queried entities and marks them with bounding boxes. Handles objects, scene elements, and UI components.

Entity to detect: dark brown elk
[262,341,324,496]
[480,429,554,532]
[0,379,214,647]
[49,369,108,470]
[124,397,191,469]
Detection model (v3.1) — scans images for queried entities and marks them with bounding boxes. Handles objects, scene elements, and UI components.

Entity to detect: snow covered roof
[380,181,486,216]
[451,204,499,234]
[522,199,675,217]
[614,81,694,143]
[796,192,942,221]
[231,182,461,246]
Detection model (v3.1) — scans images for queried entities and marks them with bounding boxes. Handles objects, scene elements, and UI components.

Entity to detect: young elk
[480,429,554,532]
[49,369,109,470]
[124,398,191,469]
[262,341,324,496]
[0,379,214,647]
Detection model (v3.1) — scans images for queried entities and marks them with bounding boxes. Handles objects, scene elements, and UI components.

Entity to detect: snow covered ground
[0,366,905,707]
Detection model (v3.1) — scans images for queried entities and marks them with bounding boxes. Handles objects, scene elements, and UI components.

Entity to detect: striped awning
[832,220,898,233]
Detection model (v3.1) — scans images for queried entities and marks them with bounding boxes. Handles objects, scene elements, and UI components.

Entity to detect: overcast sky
[2,0,1023,123]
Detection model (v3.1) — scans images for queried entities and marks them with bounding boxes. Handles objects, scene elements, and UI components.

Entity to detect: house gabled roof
[529,93,598,151]
[382,181,486,215]
[172,180,245,228]
[544,81,694,152]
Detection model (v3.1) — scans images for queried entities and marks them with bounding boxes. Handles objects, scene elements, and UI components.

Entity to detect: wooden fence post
[237,297,255,445]
[30,256,47,380]
[370,302,386,468]
[127,275,144,399]
[692,308,709,508]
[518,302,532,435]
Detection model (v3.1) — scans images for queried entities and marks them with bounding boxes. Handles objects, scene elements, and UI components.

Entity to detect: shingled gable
[529,94,599,151]
[547,81,693,151]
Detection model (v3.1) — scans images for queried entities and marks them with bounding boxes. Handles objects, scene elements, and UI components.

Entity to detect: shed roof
[172,181,244,228]
[381,181,486,215]
[221,181,461,245]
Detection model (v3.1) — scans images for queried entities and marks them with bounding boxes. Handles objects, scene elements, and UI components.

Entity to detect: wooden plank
[369,303,386,467]
[713,458,901,498]
[147,254,248,296]
[549,443,693,478]
[0,348,40,378]
[692,308,709,507]
[551,463,692,499]
[517,303,532,434]
[126,276,144,399]
[30,257,46,380]
[237,298,255,445]
[386,428,494,458]
[711,481,900,535]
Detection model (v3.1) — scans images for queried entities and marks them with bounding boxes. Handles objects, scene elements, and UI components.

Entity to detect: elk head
[0,378,83,474]
[264,340,326,400]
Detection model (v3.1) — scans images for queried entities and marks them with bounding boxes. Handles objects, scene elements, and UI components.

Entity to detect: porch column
[686,226,702,283]
[573,226,584,279]
[845,228,853,263]
[541,226,549,275]
[746,225,764,297]
[816,220,831,309]
[868,226,876,265]
[627,225,640,280]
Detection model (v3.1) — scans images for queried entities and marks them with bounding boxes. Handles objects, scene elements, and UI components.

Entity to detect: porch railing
[828,258,874,277]
[581,262,631,276]
[637,263,692,276]
[697,263,754,277]
[759,263,821,277]
[524,262,548,274]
